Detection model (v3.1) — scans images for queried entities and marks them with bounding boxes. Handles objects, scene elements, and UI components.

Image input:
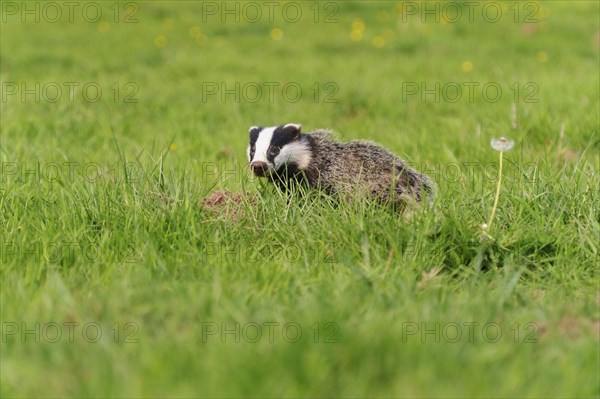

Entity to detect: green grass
[1,1,599,397]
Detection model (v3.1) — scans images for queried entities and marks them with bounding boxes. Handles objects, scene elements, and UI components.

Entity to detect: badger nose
[250,161,268,176]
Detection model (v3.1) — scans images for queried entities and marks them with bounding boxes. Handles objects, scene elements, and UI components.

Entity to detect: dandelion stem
[487,150,504,229]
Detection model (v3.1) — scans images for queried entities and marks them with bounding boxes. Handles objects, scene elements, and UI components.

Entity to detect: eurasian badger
[247,123,433,206]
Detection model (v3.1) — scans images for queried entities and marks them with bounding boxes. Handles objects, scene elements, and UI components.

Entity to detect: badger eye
[269,146,280,156]
[249,145,255,157]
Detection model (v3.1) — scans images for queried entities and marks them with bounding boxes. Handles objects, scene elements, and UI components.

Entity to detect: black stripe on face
[248,126,263,163]
[270,125,297,147]
[249,127,262,146]
[266,125,299,163]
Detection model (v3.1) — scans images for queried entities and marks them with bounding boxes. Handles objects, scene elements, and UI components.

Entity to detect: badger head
[247,123,311,177]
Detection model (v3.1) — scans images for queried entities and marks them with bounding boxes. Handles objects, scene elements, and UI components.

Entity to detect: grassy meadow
[1,1,599,397]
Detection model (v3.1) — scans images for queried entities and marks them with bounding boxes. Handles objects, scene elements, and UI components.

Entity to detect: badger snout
[250,161,269,177]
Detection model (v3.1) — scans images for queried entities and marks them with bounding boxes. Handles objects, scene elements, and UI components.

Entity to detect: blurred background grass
[2,1,598,163]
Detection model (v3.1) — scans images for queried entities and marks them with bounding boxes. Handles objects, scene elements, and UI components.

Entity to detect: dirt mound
[200,190,256,222]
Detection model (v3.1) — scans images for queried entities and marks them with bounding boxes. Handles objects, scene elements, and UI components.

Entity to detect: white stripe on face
[274,140,312,170]
[251,127,275,163]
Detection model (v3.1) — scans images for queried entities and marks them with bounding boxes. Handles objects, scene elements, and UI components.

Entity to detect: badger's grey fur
[247,123,433,206]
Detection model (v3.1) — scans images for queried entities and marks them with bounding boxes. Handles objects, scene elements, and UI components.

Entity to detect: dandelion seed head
[491,137,515,152]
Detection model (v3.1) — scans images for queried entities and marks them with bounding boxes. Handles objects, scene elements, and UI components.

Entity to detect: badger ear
[249,126,261,134]
[283,123,302,138]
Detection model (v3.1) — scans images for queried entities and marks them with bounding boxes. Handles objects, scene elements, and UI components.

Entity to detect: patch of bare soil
[200,190,256,223]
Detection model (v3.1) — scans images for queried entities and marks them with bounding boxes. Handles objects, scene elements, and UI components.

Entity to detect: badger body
[247,123,433,205]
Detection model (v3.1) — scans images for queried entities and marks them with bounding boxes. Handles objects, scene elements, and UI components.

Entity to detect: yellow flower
[188,26,202,38]
[195,35,208,46]
[98,21,110,33]
[372,36,385,48]
[536,51,548,63]
[461,61,473,72]
[352,19,365,31]
[350,30,363,42]
[169,143,177,151]
[154,35,168,48]
[378,11,390,21]
[539,6,551,19]
[270,28,283,41]
[384,29,396,41]
[162,18,174,30]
